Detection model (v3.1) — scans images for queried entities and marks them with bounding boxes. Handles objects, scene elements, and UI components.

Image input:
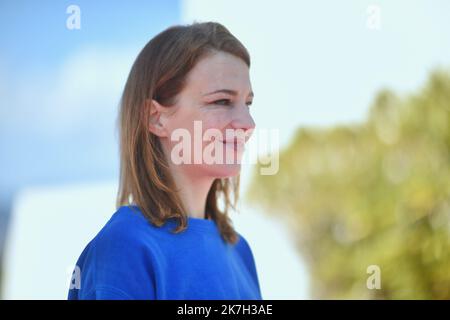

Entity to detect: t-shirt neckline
[125,204,218,232]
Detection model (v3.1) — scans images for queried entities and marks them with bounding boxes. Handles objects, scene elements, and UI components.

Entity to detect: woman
[68,21,261,300]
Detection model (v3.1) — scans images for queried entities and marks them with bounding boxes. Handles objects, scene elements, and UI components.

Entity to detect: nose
[230,104,256,142]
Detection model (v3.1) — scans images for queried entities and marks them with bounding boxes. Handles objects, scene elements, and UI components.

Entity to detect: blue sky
[0,1,180,192]
[0,1,180,75]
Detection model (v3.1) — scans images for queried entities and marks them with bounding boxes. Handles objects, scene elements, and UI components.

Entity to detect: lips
[220,138,245,150]
[219,136,246,144]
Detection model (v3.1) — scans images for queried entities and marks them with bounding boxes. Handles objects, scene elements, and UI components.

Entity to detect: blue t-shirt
[67,205,263,300]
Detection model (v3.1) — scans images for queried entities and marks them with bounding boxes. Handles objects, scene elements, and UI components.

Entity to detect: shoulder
[233,232,263,298]
[235,232,252,253]
[97,205,176,244]
[95,205,153,244]
[234,232,257,265]
[89,205,166,262]
[71,206,160,299]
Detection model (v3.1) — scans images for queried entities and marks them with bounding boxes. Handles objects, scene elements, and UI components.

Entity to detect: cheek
[167,109,197,131]
[166,108,233,159]
[200,111,231,133]
[171,109,230,140]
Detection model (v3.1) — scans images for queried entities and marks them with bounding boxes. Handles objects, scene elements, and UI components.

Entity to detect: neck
[168,163,214,220]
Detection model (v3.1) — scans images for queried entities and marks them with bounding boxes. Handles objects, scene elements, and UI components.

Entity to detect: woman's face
[154,50,255,179]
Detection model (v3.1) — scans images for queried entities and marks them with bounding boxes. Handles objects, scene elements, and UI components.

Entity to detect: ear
[146,99,169,138]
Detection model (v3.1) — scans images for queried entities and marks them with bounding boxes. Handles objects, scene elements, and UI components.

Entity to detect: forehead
[184,51,251,96]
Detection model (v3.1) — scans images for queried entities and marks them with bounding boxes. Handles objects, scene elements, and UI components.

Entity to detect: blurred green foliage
[246,69,450,299]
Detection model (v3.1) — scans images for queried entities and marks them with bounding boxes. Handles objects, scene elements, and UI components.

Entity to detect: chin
[206,163,242,178]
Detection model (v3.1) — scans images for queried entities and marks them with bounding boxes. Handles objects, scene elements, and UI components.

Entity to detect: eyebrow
[203,89,254,98]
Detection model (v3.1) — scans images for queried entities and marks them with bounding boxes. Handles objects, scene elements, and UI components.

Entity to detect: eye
[246,101,253,107]
[213,99,232,106]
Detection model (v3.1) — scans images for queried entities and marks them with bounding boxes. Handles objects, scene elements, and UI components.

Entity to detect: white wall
[3,181,118,299]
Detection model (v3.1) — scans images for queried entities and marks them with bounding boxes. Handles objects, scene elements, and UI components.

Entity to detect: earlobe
[146,99,168,137]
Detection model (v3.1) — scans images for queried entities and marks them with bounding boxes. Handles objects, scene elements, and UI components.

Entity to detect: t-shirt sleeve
[71,220,158,300]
